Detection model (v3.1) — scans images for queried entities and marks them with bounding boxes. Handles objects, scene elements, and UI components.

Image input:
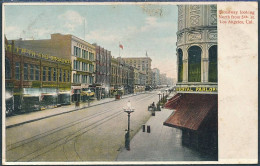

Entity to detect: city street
[5,91,159,162]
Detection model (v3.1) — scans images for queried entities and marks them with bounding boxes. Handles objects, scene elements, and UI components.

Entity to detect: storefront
[164,93,218,156]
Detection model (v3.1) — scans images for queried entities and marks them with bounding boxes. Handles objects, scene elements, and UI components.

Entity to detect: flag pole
[119,42,121,58]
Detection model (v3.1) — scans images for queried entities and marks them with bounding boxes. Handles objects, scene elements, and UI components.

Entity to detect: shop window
[24,63,28,80]
[188,46,201,82]
[5,58,11,79]
[178,49,183,82]
[209,45,218,82]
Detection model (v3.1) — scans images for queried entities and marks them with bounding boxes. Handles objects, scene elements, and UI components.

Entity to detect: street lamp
[123,100,134,151]
[86,89,91,107]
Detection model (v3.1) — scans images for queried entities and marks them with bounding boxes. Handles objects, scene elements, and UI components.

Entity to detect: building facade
[5,40,71,114]
[152,68,160,87]
[122,57,152,86]
[160,73,167,86]
[93,44,111,99]
[12,33,96,102]
[163,5,218,159]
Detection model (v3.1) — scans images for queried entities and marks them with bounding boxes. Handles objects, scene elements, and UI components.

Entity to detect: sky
[4,4,178,79]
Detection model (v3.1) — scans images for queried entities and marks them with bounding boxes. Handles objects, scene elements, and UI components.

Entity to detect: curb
[6,93,144,129]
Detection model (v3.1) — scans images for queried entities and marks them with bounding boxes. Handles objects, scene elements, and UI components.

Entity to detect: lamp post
[123,100,134,151]
[87,89,91,107]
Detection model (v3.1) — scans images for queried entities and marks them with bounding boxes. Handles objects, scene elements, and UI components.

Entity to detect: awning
[163,93,217,131]
[164,93,182,109]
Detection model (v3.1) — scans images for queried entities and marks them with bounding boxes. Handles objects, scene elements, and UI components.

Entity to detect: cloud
[4,26,22,39]
[58,10,85,31]
[140,16,176,32]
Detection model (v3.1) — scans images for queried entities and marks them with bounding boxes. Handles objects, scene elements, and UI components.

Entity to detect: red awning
[164,93,182,109]
[163,93,217,131]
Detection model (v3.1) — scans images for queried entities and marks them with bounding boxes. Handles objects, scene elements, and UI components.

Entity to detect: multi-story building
[93,44,111,99]
[152,68,160,87]
[5,40,71,115]
[110,57,119,96]
[166,77,174,86]
[160,73,167,85]
[163,5,218,158]
[122,57,152,86]
[11,33,96,102]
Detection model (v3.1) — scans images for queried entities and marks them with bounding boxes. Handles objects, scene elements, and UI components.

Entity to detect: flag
[119,44,123,50]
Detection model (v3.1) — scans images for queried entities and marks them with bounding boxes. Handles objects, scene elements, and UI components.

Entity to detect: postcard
[2,0,258,165]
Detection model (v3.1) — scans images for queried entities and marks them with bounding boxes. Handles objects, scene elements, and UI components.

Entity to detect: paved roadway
[5,91,159,162]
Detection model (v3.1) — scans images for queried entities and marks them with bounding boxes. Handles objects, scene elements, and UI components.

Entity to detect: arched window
[188,46,201,82]
[5,58,11,79]
[177,49,183,82]
[208,45,218,82]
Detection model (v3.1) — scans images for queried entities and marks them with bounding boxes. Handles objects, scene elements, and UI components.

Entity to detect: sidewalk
[6,92,143,128]
[116,107,212,161]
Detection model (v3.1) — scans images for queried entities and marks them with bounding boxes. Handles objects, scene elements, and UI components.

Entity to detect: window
[188,46,201,82]
[48,67,52,81]
[59,69,62,82]
[82,50,88,59]
[82,75,87,83]
[67,72,70,82]
[74,46,77,56]
[73,73,76,83]
[63,70,66,82]
[24,63,28,80]
[78,48,81,57]
[35,65,39,80]
[43,67,46,81]
[89,76,93,84]
[30,64,34,80]
[73,60,76,70]
[5,58,11,79]
[86,51,89,59]
[178,49,183,82]
[73,74,81,83]
[53,68,57,81]
[209,45,218,82]
[15,62,20,80]
[78,61,81,70]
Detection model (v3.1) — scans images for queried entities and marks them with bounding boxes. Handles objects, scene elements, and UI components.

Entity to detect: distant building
[163,5,218,159]
[160,73,167,85]
[152,68,160,87]
[11,33,96,102]
[122,57,152,86]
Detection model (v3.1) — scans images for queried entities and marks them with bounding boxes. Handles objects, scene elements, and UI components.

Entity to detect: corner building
[164,5,218,159]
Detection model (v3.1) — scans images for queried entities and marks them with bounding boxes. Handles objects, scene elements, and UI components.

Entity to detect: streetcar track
[7,93,157,162]
[26,111,124,162]
[7,93,151,151]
